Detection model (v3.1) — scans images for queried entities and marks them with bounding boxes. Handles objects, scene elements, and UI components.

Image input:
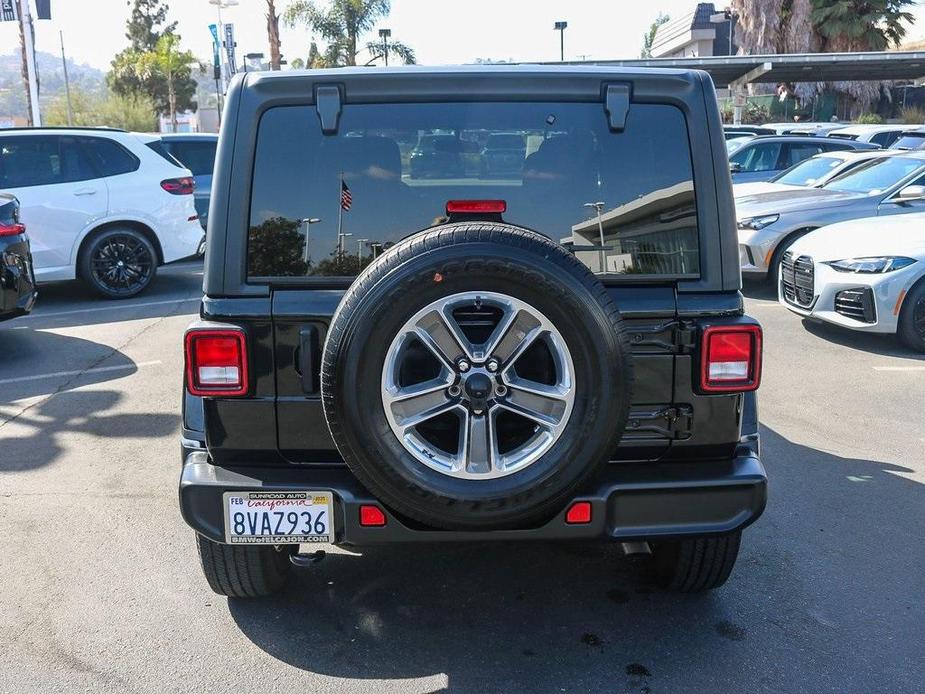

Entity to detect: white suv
[0,127,203,298]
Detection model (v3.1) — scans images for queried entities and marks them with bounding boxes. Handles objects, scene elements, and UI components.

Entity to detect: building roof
[650,3,718,56]
[568,51,925,87]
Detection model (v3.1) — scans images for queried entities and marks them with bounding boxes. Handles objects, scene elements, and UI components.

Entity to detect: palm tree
[266,0,282,70]
[119,34,198,132]
[284,0,415,67]
[730,0,916,116]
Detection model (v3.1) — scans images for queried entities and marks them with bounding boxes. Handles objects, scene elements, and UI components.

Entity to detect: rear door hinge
[627,320,697,354]
[672,322,697,351]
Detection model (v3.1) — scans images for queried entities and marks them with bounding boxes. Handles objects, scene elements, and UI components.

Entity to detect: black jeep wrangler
[180,66,766,598]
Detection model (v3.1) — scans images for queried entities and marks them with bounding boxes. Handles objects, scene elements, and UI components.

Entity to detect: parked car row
[0,127,219,317]
[726,124,925,351]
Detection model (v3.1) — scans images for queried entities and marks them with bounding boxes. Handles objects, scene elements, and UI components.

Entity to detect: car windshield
[726,137,752,154]
[823,157,925,194]
[773,156,845,186]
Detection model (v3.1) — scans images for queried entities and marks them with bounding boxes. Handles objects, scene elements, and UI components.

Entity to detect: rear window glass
[890,133,925,150]
[145,141,185,168]
[247,102,699,279]
[774,155,845,186]
[163,140,216,176]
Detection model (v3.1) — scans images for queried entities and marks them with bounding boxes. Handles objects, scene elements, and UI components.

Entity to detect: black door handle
[297,325,320,394]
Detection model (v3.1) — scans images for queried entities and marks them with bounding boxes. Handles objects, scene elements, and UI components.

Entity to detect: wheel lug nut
[495,384,507,396]
[448,385,461,397]
[486,359,499,372]
[457,359,470,372]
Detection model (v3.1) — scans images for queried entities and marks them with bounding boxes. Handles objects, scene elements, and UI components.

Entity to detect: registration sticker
[223,491,333,544]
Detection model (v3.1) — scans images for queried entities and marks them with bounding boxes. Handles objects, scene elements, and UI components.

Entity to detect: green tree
[45,87,157,132]
[290,57,306,69]
[114,34,198,132]
[640,13,670,58]
[284,0,416,67]
[108,0,197,116]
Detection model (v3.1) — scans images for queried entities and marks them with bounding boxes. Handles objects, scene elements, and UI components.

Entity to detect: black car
[0,193,36,321]
[408,133,465,179]
[479,132,526,178]
[180,66,766,599]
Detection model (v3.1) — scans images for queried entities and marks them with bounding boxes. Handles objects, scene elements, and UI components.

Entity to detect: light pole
[583,201,606,273]
[357,238,369,263]
[209,0,239,84]
[709,8,739,56]
[378,28,391,66]
[554,21,567,62]
[300,217,321,267]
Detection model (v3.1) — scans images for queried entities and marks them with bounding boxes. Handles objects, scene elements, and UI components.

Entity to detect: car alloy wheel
[381,291,575,480]
[89,233,154,296]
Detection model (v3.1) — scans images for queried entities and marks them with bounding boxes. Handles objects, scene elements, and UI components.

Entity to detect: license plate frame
[222,491,334,544]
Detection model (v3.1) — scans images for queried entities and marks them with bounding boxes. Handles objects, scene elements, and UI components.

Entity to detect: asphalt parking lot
[1,262,922,693]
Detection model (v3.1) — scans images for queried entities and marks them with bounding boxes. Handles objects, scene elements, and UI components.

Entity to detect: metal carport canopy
[563,51,925,87]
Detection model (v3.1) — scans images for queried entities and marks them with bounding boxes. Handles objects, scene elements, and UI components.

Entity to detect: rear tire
[898,280,925,352]
[195,534,295,598]
[79,227,157,299]
[651,532,742,592]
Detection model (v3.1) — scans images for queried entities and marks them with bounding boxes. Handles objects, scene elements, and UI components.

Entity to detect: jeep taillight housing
[700,325,762,393]
[184,328,249,396]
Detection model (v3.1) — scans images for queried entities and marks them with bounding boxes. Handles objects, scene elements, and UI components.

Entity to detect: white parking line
[20,297,200,320]
[872,366,925,372]
[0,360,162,385]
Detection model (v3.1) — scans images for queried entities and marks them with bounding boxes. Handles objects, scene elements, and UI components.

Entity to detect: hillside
[0,50,105,121]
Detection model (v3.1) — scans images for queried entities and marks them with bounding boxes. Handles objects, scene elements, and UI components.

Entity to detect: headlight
[737,214,779,231]
[824,256,917,274]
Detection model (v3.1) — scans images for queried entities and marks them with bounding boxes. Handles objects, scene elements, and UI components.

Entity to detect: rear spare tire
[321,222,633,530]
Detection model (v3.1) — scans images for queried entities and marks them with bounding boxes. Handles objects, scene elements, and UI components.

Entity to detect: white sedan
[778,212,925,351]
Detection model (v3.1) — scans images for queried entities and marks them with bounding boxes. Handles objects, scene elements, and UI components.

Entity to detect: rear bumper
[1,239,37,321]
[179,448,767,546]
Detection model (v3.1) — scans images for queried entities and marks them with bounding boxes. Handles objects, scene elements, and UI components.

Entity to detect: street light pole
[59,31,73,126]
[378,28,391,66]
[554,21,567,62]
[357,238,369,263]
[583,201,606,273]
[300,217,321,268]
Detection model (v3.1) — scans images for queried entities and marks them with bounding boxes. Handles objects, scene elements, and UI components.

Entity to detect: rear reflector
[359,505,387,527]
[184,329,248,397]
[700,325,762,393]
[161,176,195,195]
[446,199,507,214]
[0,222,25,237]
[565,501,592,524]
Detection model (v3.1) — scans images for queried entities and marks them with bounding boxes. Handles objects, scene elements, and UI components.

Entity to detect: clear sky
[1,0,924,71]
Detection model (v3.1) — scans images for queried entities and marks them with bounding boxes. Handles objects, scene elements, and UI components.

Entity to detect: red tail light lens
[565,501,592,524]
[359,505,387,527]
[184,329,249,396]
[0,222,26,237]
[701,325,762,392]
[446,199,507,214]
[161,176,195,195]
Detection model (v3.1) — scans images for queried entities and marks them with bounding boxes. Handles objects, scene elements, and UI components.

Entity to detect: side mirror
[897,184,925,201]
[729,162,742,174]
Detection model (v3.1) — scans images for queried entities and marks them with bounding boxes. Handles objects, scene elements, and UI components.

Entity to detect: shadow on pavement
[227,427,924,691]
[800,318,924,360]
[0,389,179,472]
[741,279,777,301]
[11,261,203,331]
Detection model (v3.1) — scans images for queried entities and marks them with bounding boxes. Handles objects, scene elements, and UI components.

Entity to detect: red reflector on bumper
[565,501,592,524]
[359,505,386,527]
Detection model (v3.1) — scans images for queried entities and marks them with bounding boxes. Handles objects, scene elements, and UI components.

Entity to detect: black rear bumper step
[180,450,767,546]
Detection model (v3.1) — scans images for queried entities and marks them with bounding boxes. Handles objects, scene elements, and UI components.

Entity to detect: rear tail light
[446,199,507,214]
[700,325,762,393]
[161,176,195,195]
[184,328,249,396]
[0,222,25,237]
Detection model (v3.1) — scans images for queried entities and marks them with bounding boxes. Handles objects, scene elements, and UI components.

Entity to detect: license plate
[223,491,333,544]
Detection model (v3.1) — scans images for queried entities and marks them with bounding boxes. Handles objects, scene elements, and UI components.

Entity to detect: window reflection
[247,101,699,279]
